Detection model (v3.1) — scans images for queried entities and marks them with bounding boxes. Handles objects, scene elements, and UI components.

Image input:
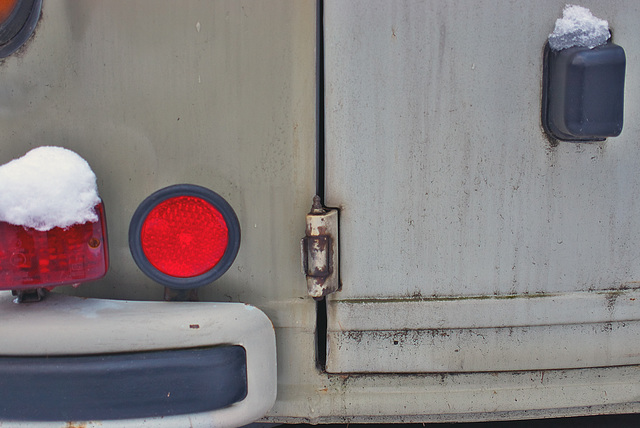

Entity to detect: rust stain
[303,195,339,298]
[305,235,331,276]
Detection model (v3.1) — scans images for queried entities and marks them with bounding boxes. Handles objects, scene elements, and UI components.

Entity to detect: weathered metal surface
[327,289,640,372]
[328,321,640,373]
[302,196,339,298]
[324,0,640,373]
[0,0,314,425]
[0,0,317,305]
[304,235,330,276]
[4,0,640,423]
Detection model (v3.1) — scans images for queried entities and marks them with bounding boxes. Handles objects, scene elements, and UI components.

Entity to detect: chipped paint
[302,196,339,298]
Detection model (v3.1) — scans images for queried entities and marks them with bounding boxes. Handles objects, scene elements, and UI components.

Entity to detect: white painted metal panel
[0,0,317,306]
[324,1,640,372]
[5,0,640,422]
[0,1,317,425]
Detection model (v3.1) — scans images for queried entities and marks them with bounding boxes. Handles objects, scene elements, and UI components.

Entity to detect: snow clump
[548,5,610,51]
[0,146,100,231]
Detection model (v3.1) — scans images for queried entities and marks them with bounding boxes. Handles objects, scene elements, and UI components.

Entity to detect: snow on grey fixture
[0,147,100,231]
[548,5,610,51]
[543,5,625,141]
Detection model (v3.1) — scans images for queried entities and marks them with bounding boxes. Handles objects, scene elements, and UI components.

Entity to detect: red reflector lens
[129,185,241,289]
[0,203,109,291]
[140,196,229,278]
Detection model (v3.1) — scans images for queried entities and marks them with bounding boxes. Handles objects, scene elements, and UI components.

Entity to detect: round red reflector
[129,185,241,289]
[141,196,229,278]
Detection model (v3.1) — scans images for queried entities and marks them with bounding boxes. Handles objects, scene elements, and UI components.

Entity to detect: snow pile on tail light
[548,5,610,51]
[0,147,100,231]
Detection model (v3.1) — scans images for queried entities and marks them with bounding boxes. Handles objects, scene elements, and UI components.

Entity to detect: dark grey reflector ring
[129,184,241,290]
[0,345,247,421]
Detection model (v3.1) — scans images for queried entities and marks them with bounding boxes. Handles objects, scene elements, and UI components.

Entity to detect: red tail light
[0,202,109,291]
[0,0,41,58]
[129,185,240,289]
[0,0,19,23]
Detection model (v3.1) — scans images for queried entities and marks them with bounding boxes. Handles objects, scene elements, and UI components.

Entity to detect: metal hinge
[301,195,339,299]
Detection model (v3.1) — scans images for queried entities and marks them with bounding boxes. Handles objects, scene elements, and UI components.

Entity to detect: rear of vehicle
[1,1,640,426]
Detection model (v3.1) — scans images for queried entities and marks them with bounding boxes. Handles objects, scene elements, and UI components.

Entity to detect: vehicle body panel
[324,0,640,373]
[2,0,640,426]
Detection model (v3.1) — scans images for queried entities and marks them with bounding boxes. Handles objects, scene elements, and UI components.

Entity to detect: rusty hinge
[301,195,339,299]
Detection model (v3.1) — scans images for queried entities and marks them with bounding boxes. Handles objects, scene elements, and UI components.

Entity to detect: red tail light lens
[129,185,240,289]
[0,202,109,291]
[0,0,18,23]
